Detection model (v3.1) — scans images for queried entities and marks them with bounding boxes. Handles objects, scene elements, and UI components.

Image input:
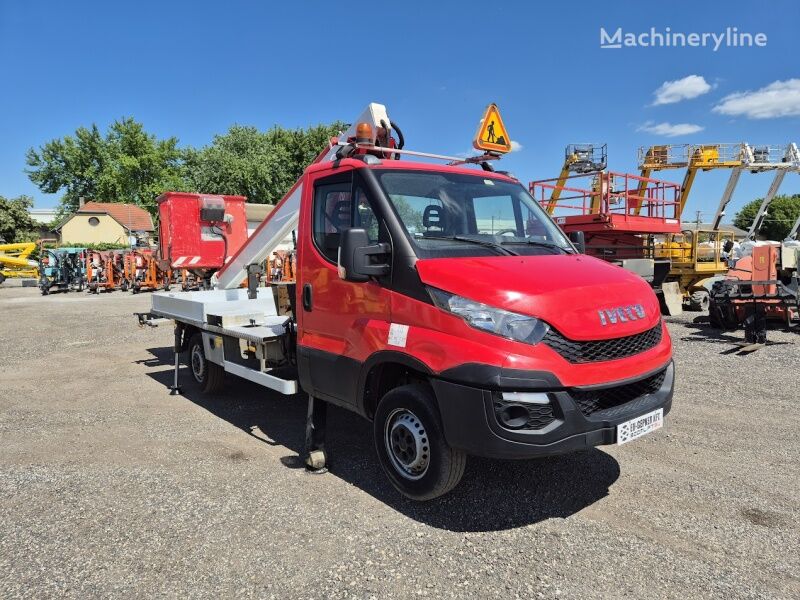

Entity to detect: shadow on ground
[142,346,620,532]
[669,315,796,353]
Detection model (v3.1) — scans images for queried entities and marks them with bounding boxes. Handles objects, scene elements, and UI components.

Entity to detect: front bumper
[432,360,674,459]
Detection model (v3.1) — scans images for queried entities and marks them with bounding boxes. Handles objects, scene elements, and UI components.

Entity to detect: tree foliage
[183,121,345,204]
[733,194,800,240]
[26,118,186,215]
[24,118,346,217]
[0,195,37,243]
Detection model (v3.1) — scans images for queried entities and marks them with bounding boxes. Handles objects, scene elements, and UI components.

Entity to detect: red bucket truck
[139,104,674,500]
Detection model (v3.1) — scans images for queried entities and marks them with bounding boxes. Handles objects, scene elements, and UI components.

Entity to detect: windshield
[374,169,573,258]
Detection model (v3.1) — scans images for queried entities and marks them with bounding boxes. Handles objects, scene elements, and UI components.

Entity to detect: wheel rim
[190,344,206,383]
[384,408,430,480]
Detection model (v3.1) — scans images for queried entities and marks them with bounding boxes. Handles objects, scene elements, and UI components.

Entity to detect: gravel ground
[0,286,798,599]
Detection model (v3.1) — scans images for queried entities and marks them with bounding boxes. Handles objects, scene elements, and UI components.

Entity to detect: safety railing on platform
[530,171,681,223]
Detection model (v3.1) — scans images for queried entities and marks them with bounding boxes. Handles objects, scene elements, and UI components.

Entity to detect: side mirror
[338,228,391,282]
[567,230,586,254]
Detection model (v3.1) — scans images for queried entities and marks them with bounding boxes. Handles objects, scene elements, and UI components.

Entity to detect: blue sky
[2,0,799,223]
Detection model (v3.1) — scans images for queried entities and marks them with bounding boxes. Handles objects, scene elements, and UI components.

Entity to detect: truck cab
[146,104,674,500]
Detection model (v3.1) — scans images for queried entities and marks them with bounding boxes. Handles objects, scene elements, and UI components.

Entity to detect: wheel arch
[357,351,435,420]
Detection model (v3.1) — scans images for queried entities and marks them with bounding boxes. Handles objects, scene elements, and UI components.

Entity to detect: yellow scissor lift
[637,144,743,311]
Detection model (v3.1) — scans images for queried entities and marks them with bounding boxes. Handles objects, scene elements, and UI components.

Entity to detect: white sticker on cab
[388,323,409,347]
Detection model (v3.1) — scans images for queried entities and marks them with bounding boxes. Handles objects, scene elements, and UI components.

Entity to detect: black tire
[187,333,225,393]
[373,384,466,501]
[0,273,6,285]
[688,289,710,312]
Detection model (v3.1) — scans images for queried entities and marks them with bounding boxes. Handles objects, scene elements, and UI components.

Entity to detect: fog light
[497,404,530,429]
[493,392,556,431]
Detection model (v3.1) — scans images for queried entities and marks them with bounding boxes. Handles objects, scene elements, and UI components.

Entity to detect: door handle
[302,283,312,311]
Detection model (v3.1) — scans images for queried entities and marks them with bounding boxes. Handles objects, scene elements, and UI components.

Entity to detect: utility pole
[695,210,702,230]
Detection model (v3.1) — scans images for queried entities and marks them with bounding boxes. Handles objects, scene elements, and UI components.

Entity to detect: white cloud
[637,121,704,137]
[510,140,523,152]
[712,79,800,119]
[653,75,712,105]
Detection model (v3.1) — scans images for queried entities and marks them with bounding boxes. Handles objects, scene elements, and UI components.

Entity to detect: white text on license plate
[617,408,663,445]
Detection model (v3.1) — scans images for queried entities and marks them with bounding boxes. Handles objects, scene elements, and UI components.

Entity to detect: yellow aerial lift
[637,143,743,216]
[0,241,39,285]
[544,144,607,214]
[637,143,744,310]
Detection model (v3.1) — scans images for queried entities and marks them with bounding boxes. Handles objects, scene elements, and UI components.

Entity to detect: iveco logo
[598,304,646,326]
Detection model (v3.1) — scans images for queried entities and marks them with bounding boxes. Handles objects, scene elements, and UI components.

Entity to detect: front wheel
[373,384,466,501]
[688,289,710,312]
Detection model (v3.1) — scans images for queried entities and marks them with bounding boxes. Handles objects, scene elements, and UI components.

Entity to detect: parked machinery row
[37,247,175,296]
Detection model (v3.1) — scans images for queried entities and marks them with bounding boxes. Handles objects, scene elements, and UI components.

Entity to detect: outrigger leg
[170,322,184,395]
[304,395,328,473]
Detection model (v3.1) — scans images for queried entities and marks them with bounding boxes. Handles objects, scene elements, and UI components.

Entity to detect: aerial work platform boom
[544,144,607,214]
[0,242,38,282]
[213,104,395,290]
[786,213,800,241]
[711,143,800,231]
[637,143,743,218]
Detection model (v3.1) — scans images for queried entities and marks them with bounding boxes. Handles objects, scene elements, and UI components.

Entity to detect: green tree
[184,121,345,204]
[26,118,186,215]
[0,195,37,243]
[733,194,800,240]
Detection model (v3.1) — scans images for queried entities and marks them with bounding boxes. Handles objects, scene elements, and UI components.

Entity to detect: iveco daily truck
[141,104,674,500]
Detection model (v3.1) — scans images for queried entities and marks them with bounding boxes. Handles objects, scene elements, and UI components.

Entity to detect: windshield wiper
[501,239,573,254]
[422,235,518,256]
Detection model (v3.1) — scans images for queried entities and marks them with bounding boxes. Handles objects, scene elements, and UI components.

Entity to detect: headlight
[428,287,549,345]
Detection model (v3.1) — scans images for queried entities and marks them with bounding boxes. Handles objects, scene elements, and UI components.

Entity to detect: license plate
[617,408,663,445]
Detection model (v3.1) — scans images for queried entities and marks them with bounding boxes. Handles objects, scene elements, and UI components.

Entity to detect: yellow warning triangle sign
[473,103,512,153]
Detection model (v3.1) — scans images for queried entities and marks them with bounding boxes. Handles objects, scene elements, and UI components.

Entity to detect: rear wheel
[187,333,225,393]
[688,289,710,311]
[373,384,466,501]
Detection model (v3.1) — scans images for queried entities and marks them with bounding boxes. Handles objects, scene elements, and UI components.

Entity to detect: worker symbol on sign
[486,121,496,143]
[473,103,512,154]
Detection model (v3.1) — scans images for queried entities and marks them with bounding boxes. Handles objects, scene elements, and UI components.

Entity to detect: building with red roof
[57,200,154,245]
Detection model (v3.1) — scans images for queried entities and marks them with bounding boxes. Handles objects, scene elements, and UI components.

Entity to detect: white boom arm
[711,143,797,230]
[745,143,800,240]
[213,103,392,290]
[711,166,744,230]
[786,213,800,241]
